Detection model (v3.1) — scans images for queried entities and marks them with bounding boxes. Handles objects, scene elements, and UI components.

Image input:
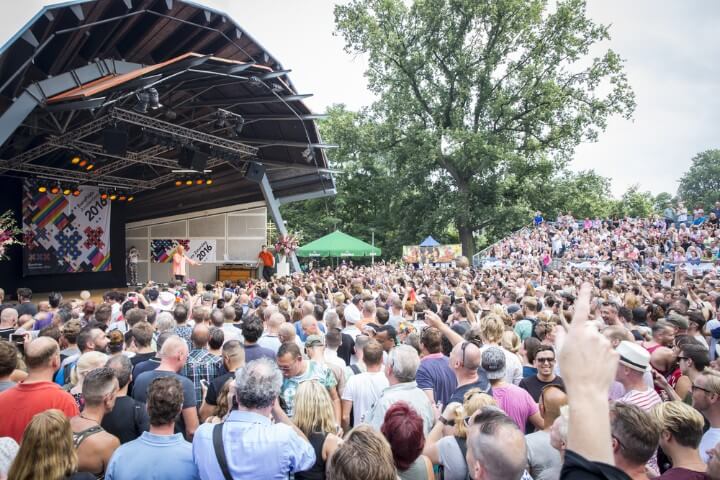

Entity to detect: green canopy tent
[296,230,381,262]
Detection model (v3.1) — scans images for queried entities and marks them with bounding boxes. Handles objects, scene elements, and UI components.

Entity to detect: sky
[1,0,719,198]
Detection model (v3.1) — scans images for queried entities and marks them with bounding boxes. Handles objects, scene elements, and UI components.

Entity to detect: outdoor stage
[0,0,335,294]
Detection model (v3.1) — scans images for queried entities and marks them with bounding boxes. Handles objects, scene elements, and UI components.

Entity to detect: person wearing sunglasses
[691,368,720,463]
[519,345,565,433]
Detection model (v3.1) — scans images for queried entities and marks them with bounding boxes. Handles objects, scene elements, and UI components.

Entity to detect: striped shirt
[617,388,662,411]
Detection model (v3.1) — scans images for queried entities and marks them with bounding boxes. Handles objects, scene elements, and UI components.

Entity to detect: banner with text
[22,183,112,275]
[150,239,216,263]
[403,244,462,264]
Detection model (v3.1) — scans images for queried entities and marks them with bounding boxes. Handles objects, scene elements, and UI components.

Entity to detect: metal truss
[0,159,142,190]
[109,108,257,158]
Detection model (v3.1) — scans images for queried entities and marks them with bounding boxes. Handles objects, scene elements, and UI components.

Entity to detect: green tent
[296,230,381,258]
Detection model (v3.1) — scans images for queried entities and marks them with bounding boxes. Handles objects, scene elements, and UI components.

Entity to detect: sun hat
[616,340,650,372]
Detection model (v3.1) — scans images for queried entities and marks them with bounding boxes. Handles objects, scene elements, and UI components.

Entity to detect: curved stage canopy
[0,0,336,222]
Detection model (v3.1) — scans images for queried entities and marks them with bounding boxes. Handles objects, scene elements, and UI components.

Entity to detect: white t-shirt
[701,428,720,463]
[341,371,389,426]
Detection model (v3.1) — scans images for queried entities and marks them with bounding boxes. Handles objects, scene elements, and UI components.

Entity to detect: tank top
[399,455,431,480]
[295,431,328,480]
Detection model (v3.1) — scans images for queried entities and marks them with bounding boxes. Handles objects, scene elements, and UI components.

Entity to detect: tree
[535,169,613,219]
[653,192,673,213]
[678,150,720,208]
[334,0,635,256]
[610,185,654,218]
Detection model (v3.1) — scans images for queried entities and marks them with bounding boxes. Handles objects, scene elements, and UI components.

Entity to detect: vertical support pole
[258,169,301,273]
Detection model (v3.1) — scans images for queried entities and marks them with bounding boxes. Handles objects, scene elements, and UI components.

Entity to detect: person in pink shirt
[172,245,200,282]
[482,346,543,433]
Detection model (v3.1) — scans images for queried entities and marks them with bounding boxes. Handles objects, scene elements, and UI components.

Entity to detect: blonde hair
[479,314,505,344]
[701,368,720,395]
[70,351,108,386]
[501,330,521,354]
[453,389,497,438]
[652,401,705,448]
[7,409,77,480]
[293,380,336,437]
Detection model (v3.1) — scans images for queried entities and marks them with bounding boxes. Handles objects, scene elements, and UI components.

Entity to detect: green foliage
[332,0,635,255]
[653,192,674,212]
[607,185,655,218]
[678,150,720,208]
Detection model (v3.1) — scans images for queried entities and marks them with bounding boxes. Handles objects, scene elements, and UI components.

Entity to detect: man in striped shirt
[615,340,662,411]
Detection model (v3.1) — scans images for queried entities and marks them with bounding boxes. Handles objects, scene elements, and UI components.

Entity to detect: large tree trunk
[459,224,475,258]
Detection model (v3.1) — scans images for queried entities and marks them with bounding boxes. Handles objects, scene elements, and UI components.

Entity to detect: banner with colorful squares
[22,182,112,275]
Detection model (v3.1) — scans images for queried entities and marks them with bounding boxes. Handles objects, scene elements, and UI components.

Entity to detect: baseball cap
[305,335,325,348]
[202,291,214,303]
[481,346,506,380]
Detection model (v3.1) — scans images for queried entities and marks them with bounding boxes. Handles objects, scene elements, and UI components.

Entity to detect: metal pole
[371,229,375,265]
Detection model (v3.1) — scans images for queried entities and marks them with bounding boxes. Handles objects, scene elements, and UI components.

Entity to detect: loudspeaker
[191,151,208,171]
[103,128,128,156]
[178,147,193,169]
[245,163,266,183]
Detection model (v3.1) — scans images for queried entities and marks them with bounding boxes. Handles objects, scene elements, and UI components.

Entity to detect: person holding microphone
[172,244,200,283]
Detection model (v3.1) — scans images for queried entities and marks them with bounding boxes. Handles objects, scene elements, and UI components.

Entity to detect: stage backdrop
[402,244,461,264]
[22,184,112,275]
[150,239,217,263]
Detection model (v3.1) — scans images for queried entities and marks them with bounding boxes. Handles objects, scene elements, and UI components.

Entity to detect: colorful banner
[403,244,461,264]
[151,239,216,263]
[22,183,112,275]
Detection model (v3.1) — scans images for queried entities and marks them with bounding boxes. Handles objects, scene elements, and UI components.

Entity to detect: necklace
[79,414,99,424]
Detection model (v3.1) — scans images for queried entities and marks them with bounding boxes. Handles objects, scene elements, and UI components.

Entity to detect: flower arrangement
[0,210,23,261]
[274,234,299,257]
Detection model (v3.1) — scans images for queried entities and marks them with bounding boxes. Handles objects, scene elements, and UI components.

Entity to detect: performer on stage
[127,246,139,285]
[258,245,275,281]
[172,245,200,282]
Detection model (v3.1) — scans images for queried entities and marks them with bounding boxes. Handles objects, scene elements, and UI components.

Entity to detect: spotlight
[232,116,245,136]
[147,88,162,110]
[109,193,117,201]
[185,179,193,186]
[133,90,150,113]
[72,188,81,197]
[175,180,182,187]
[127,196,134,202]
[196,179,204,185]
[118,195,127,201]
[79,159,88,168]
[206,178,213,185]
[85,163,94,171]
[70,155,81,165]
[214,110,228,129]
[62,186,72,196]
[165,109,177,121]
[50,184,60,194]
[100,192,108,200]
[38,185,47,193]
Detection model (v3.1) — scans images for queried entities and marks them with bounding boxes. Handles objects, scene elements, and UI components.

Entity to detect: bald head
[268,313,285,328]
[301,301,314,317]
[452,341,481,371]
[263,306,278,322]
[160,335,189,359]
[191,324,210,349]
[301,315,319,336]
[279,323,296,343]
[467,409,528,480]
[540,385,568,429]
[25,336,60,370]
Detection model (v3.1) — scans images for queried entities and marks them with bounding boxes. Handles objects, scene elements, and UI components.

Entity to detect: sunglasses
[692,384,713,394]
[536,357,555,364]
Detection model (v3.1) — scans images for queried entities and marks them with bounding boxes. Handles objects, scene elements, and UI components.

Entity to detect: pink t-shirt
[491,383,539,433]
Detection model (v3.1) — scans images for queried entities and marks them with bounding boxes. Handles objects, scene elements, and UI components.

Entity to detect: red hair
[380,402,424,471]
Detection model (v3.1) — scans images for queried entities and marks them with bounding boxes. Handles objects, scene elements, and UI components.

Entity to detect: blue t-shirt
[244,344,277,363]
[416,354,458,407]
[105,432,199,480]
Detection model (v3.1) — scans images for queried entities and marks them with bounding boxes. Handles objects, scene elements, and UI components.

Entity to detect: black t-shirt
[205,371,235,406]
[130,352,156,367]
[519,375,565,403]
[16,302,37,317]
[101,395,149,444]
[337,332,354,365]
[561,450,631,480]
[448,377,492,405]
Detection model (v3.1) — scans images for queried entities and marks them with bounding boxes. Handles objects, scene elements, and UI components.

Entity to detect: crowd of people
[1,213,720,479]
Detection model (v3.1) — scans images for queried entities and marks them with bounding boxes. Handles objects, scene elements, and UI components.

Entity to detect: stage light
[85,162,94,171]
[109,193,117,201]
[232,116,245,136]
[72,188,81,197]
[147,88,162,110]
[119,195,127,201]
[50,185,60,194]
[133,90,150,113]
[206,178,213,185]
[196,179,204,185]
[70,155,81,165]
[127,196,134,202]
[38,185,47,193]
[78,159,87,168]
[165,109,177,121]
[185,179,193,186]
[175,180,182,187]
[62,187,72,196]
[100,192,108,200]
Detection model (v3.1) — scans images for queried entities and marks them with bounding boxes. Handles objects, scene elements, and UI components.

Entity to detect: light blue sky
[2,0,718,197]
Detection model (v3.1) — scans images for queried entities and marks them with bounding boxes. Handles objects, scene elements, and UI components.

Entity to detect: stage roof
[0,0,336,221]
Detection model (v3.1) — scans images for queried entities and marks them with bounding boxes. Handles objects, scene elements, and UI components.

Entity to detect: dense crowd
[1,214,720,479]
